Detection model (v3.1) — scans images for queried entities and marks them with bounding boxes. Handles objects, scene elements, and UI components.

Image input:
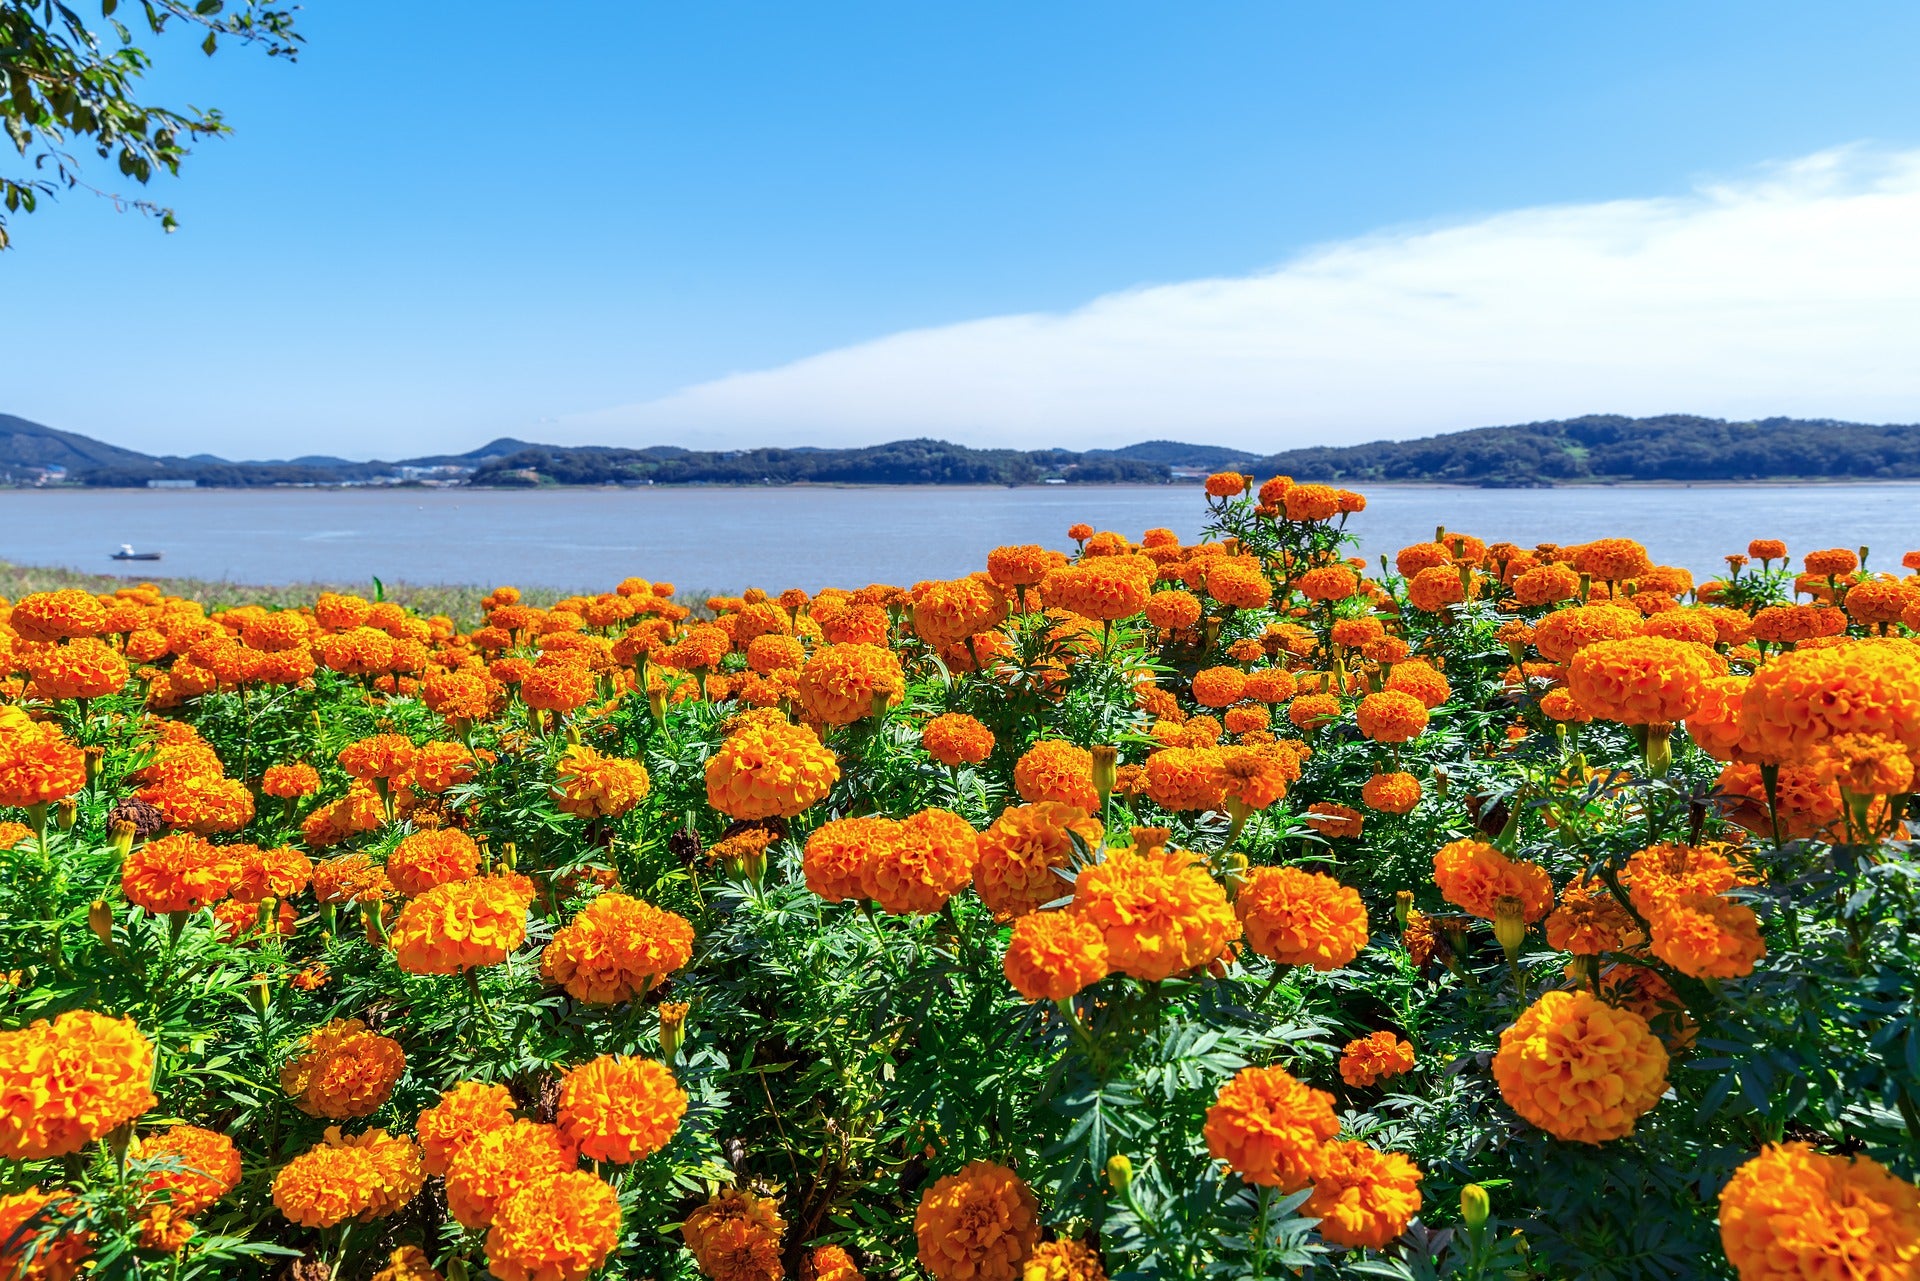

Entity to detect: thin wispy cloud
[564,147,1920,451]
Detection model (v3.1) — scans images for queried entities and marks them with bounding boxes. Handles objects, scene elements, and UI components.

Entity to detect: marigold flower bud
[1461,1183,1490,1229]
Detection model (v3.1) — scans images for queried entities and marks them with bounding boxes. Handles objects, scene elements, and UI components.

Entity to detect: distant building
[147,478,197,489]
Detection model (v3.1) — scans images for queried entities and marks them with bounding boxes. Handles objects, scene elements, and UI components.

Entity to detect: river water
[1,484,1914,594]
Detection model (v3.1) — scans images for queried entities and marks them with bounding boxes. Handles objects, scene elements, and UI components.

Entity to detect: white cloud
[563,147,1920,452]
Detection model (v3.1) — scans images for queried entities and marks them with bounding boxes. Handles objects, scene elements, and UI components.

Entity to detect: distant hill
[5,411,1920,488]
[1250,414,1920,485]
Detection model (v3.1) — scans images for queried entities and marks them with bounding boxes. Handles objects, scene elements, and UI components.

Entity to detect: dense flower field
[3,479,1919,1281]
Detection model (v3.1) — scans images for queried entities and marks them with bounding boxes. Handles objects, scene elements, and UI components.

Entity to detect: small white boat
[111,544,164,562]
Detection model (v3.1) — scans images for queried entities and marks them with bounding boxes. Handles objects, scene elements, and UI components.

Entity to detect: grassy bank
[0,561,563,629]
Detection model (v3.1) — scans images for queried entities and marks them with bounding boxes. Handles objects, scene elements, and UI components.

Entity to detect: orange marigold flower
[1685,674,1749,762]
[120,832,241,914]
[1747,539,1788,561]
[1531,603,1643,665]
[805,1244,865,1281]
[1070,844,1239,982]
[914,1161,1040,1281]
[1432,839,1552,922]
[1143,746,1227,813]
[1338,1032,1414,1088]
[1738,639,1920,766]
[134,1124,241,1218]
[337,733,416,781]
[1542,875,1641,956]
[1013,740,1099,811]
[865,807,976,915]
[1282,484,1342,523]
[1203,560,1273,610]
[1220,743,1296,812]
[1236,866,1367,971]
[553,743,651,819]
[312,851,394,905]
[1003,911,1110,1001]
[279,1018,406,1120]
[706,718,840,819]
[1039,557,1157,622]
[386,828,480,897]
[0,1011,156,1160]
[485,1170,622,1281]
[1802,547,1859,577]
[922,712,995,767]
[804,815,896,904]
[446,1119,578,1230]
[1572,537,1653,584]
[1355,690,1429,743]
[1204,1064,1338,1190]
[1405,565,1465,613]
[25,636,128,701]
[974,803,1103,919]
[1492,990,1668,1143]
[797,642,905,726]
[1511,563,1581,607]
[556,1055,686,1164]
[1296,566,1359,603]
[0,1188,90,1281]
[1620,842,1743,917]
[139,774,256,835]
[683,1188,787,1281]
[1190,666,1248,708]
[260,762,321,799]
[1360,771,1421,814]
[1717,1142,1920,1281]
[1302,1139,1423,1251]
[986,543,1059,589]
[1205,471,1248,497]
[912,576,1009,648]
[10,590,107,642]
[1303,802,1364,840]
[1648,892,1765,979]
[403,739,477,793]
[370,1245,442,1281]
[1565,635,1717,725]
[1384,660,1451,709]
[391,876,531,974]
[0,713,87,809]
[1144,589,1203,631]
[416,1080,516,1177]
[1287,693,1342,732]
[272,1126,423,1228]
[541,892,695,1004]
[1020,1240,1103,1281]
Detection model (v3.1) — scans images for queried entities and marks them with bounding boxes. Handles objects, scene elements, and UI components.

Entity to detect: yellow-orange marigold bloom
[1737,639,1920,767]
[1717,1142,1920,1281]
[371,1246,442,1281]
[1190,666,1248,708]
[806,1244,865,1281]
[1220,743,1297,812]
[1406,565,1465,613]
[912,576,1009,648]
[1648,892,1765,979]
[1384,660,1452,710]
[1020,1240,1104,1281]
[485,1170,622,1281]
[540,892,694,1004]
[1685,675,1749,762]
[0,1011,156,1160]
[1236,867,1367,971]
[1338,1032,1414,1088]
[1302,1140,1424,1251]
[1204,1064,1338,1190]
[1013,740,1099,811]
[446,1119,578,1230]
[1532,604,1644,664]
[11,590,109,645]
[1205,471,1248,497]
[1492,990,1668,1143]
[1070,845,1239,982]
[134,1124,241,1217]
[386,828,480,897]
[260,762,322,800]
[1355,690,1429,743]
[120,832,240,914]
[1142,746,1227,813]
[337,733,416,781]
[1144,589,1203,631]
[1295,565,1358,602]
[974,803,1103,919]
[521,661,595,714]
[1360,771,1421,814]
[866,807,977,915]
[804,815,896,904]
[1003,911,1110,1001]
[1303,802,1365,840]
[1511,563,1581,607]
[391,876,530,974]
[915,1161,1041,1281]
[139,774,255,836]
[1542,876,1641,956]
[1621,842,1744,917]
[556,1055,686,1164]
[1432,839,1552,922]
[0,1188,90,1281]
[1039,557,1156,622]
[1566,635,1716,725]
[279,1018,405,1120]
[1287,692,1342,732]
[311,851,393,904]
[923,712,995,767]
[706,718,840,819]
[554,744,651,819]
[416,1080,517,1176]
[1283,484,1341,522]
[1204,560,1273,609]
[798,642,905,726]
[1573,537,1653,583]
[683,1189,787,1281]
[25,636,128,701]
[987,543,1059,589]
[0,713,87,809]
[272,1126,423,1228]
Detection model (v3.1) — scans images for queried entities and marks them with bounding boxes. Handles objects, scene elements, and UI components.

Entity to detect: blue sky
[6,1,1920,458]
